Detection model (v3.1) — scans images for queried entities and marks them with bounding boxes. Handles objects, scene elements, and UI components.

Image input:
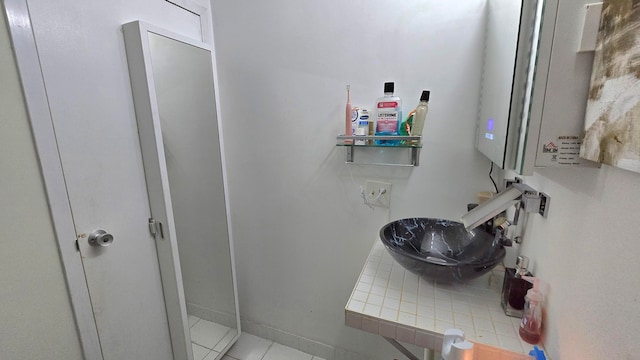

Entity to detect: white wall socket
[365,180,392,208]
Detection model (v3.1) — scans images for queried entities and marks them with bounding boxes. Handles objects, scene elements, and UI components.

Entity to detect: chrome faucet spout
[461,182,548,231]
[461,187,522,231]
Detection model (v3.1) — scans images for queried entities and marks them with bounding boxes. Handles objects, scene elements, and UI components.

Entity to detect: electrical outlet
[365,180,392,208]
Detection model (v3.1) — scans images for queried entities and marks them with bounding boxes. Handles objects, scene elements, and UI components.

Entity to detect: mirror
[475,0,543,169]
[124,22,240,360]
[148,31,239,355]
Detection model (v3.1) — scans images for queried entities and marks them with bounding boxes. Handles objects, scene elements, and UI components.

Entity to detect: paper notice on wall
[537,135,590,167]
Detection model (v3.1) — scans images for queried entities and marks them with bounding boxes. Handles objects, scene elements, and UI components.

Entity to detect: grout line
[191,317,201,328]
[259,341,276,360]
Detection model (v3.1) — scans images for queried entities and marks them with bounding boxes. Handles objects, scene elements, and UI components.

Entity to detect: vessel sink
[379,218,505,282]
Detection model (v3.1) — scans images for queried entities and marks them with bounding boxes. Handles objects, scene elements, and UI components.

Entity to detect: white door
[73,207,174,360]
[6,0,221,358]
[2,0,200,359]
[21,14,176,360]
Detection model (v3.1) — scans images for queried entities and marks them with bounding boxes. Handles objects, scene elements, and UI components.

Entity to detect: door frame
[2,0,102,358]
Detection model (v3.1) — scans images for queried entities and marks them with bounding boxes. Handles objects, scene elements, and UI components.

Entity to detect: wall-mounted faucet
[493,216,513,247]
[461,182,550,232]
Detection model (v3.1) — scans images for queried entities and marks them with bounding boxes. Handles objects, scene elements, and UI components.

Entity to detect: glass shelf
[336,135,422,166]
[336,135,422,148]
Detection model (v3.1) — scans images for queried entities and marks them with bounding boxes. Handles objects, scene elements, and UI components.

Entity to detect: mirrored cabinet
[476,0,599,175]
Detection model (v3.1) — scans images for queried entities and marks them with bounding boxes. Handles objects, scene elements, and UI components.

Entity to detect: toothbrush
[345,85,353,144]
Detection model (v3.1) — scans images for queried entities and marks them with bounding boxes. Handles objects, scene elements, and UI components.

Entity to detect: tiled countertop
[344,239,542,360]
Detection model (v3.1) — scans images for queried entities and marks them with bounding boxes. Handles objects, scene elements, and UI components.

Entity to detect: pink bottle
[519,277,546,344]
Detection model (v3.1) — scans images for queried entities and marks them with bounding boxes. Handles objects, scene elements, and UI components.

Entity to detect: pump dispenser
[519,276,546,344]
[441,329,474,360]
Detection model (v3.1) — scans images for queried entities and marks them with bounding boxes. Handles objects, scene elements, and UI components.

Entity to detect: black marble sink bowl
[379,218,505,282]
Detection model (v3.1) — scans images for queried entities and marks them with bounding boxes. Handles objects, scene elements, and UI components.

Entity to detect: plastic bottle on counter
[519,276,547,344]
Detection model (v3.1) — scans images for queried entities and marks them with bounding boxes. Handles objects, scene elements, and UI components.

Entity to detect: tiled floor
[189,315,324,360]
[189,315,235,360]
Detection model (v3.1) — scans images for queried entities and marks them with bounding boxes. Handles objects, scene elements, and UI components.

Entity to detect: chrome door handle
[88,229,114,247]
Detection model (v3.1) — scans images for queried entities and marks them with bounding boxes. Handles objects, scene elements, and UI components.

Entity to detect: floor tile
[214,329,238,353]
[192,343,210,360]
[262,342,313,360]
[226,333,273,360]
[189,315,201,328]
[191,319,232,349]
[203,350,220,360]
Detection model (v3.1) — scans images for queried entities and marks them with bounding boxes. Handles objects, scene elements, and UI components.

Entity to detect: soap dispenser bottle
[519,276,546,344]
[501,255,533,317]
[441,329,474,360]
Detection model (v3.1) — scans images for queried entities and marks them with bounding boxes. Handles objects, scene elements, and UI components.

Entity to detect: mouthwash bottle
[375,82,402,145]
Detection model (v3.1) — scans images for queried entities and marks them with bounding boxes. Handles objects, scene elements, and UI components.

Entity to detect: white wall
[0,12,83,360]
[211,1,493,358]
[513,165,640,360]
[213,1,640,359]
[503,1,640,359]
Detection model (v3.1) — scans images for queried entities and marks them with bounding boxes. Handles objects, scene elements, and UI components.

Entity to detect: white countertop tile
[344,239,542,360]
